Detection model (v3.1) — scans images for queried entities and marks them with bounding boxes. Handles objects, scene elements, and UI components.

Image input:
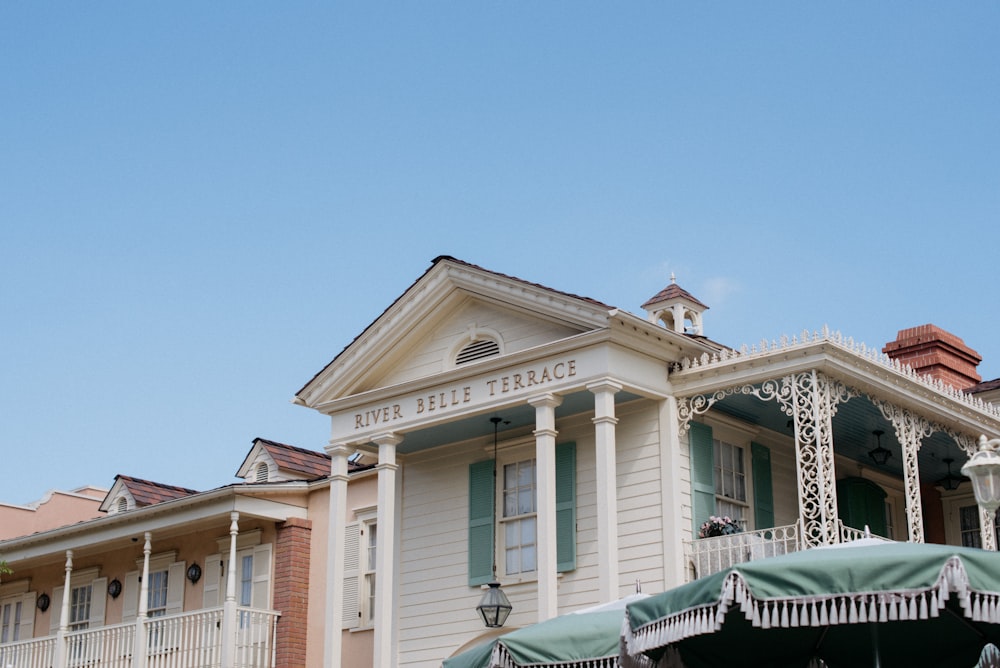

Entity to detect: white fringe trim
[491,639,649,668]
[622,556,994,657]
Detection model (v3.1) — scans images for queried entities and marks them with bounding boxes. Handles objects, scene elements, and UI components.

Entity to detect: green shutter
[689,422,715,536]
[751,442,774,529]
[468,459,496,586]
[555,442,577,572]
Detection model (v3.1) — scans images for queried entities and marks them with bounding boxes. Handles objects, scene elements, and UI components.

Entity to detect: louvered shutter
[751,442,774,529]
[252,544,272,610]
[49,587,63,633]
[555,442,577,572]
[468,459,495,586]
[202,554,222,608]
[122,571,140,621]
[166,562,185,615]
[89,578,107,627]
[689,422,716,536]
[18,592,35,640]
[342,522,360,629]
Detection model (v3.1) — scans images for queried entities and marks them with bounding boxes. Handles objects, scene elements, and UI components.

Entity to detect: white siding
[397,399,668,666]
[379,300,585,387]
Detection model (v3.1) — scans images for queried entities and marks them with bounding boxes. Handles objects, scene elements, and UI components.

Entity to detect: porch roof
[668,328,1000,487]
[0,481,311,565]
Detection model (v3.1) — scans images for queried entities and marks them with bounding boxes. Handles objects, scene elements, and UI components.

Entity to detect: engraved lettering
[464,386,472,402]
[540,367,552,383]
[393,404,403,419]
[513,373,524,390]
[553,362,565,379]
[486,380,498,396]
[416,398,425,414]
[568,359,576,376]
[355,414,364,429]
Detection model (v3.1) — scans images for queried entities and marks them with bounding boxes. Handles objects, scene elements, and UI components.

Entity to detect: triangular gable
[99,475,199,513]
[295,256,618,408]
[236,438,334,481]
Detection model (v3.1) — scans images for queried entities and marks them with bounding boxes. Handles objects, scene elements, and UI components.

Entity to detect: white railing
[0,635,56,668]
[145,607,224,668]
[0,607,278,668]
[684,521,894,581]
[684,523,800,581]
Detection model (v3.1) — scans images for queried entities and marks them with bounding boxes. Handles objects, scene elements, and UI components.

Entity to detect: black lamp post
[475,417,512,628]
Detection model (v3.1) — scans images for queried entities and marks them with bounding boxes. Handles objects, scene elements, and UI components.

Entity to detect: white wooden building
[4,255,999,668]
[296,256,1000,667]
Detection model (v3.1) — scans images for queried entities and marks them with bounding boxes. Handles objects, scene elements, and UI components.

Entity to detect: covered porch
[671,329,1000,580]
[0,489,303,668]
[0,605,278,668]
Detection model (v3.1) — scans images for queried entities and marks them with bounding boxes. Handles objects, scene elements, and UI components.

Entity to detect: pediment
[296,257,614,409]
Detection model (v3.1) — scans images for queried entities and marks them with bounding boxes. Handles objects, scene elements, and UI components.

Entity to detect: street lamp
[961,435,1000,551]
[475,417,512,628]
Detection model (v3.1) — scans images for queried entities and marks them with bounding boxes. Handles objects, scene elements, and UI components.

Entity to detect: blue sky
[2,3,998,505]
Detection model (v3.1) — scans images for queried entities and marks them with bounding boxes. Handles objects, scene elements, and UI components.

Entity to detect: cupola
[642,274,709,336]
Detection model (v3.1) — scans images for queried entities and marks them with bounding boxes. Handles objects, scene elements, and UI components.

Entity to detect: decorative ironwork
[672,326,1000,420]
[871,400,934,543]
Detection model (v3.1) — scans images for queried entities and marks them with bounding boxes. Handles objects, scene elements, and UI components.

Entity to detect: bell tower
[642,274,709,336]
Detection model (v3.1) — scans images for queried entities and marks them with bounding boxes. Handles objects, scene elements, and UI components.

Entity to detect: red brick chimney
[882,324,982,390]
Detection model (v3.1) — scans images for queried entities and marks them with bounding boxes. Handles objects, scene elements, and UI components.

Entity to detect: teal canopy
[444,595,652,668]
[623,542,1000,668]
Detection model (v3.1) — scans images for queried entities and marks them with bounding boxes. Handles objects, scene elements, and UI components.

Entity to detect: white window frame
[500,455,537,577]
[488,436,541,581]
[0,590,26,645]
[713,438,749,527]
[50,568,106,635]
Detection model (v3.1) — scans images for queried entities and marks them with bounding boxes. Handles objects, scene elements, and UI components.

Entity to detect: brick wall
[273,517,312,668]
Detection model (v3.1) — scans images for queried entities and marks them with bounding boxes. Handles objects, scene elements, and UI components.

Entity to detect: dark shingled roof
[255,438,333,478]
[115,475,199,507]
[969,378,1000,395]
[641,282,709,310]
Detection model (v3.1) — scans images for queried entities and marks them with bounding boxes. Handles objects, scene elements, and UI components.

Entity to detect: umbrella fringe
[623,555,990,658]
[492,640,642,668]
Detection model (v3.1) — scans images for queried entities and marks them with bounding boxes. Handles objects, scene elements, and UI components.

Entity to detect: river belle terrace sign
[330,355,587,442]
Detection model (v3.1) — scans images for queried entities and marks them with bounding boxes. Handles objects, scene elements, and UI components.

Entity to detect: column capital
[325,442,357,458]
[528,393,563,409]
[371,432,404,448]
[587,378,623,395]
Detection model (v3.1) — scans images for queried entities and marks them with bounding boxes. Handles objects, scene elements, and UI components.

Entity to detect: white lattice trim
[623,556,991,657]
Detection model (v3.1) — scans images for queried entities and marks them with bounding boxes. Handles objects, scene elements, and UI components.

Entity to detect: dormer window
[455,338,500,366]
[254,462,269,483]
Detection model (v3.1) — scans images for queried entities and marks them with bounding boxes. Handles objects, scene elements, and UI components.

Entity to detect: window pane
[521,517,535,544]
[521,544,536,573]
[240,555,253,606]
[505,547,518,574]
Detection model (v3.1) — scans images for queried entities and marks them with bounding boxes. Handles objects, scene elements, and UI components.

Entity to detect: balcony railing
[0,606,279,668]
[684,522,801,581]
[684,520,891,581]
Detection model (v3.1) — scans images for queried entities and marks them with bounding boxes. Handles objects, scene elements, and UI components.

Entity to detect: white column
[221,512,240,668]
[529,393,562,621]
[372,433,403,668]
[139,532,152,619]
[660,397,687,588]
[132,533,152,668]
[324,443,353,668]
[54,550,73,668]
[588,379,621,603]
